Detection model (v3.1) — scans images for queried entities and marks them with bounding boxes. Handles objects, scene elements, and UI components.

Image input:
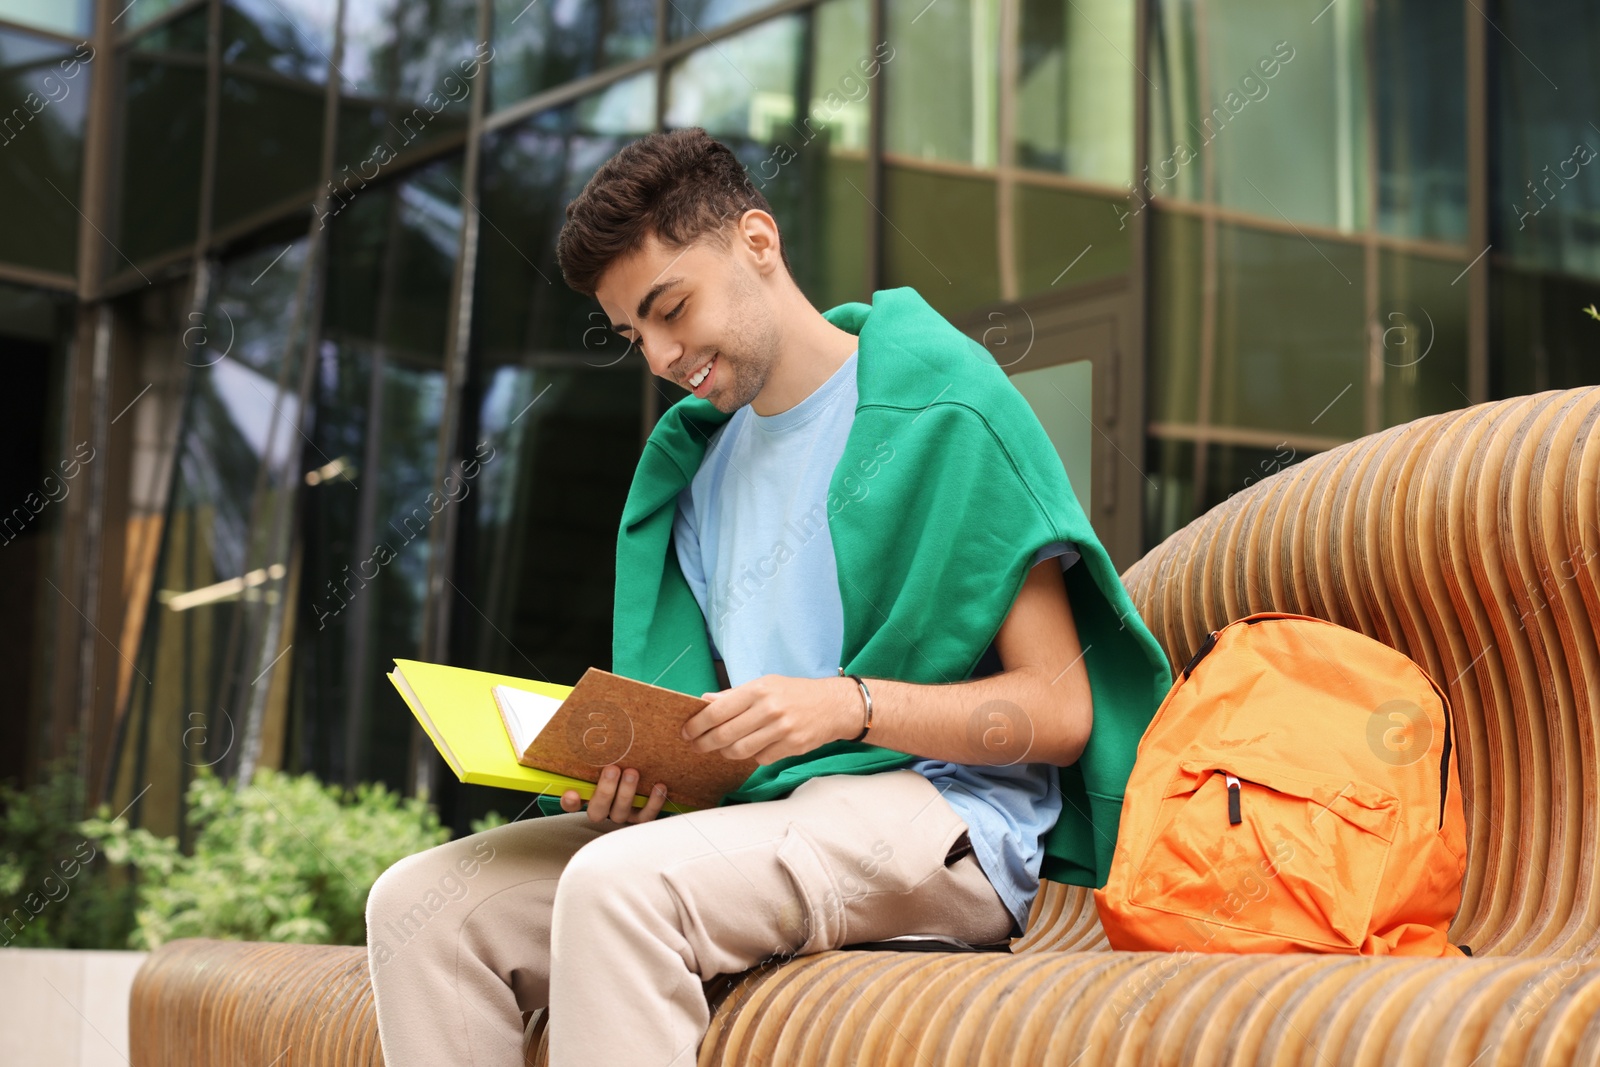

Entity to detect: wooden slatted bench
[129,386,1600,1065]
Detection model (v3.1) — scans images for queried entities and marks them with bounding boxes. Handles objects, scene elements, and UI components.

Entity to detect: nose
[637,328,682,380]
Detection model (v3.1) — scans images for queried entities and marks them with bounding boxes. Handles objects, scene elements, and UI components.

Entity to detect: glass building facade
[1,0,1595,832]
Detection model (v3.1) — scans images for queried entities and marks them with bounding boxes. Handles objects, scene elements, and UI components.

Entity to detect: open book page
[492,684,564,759]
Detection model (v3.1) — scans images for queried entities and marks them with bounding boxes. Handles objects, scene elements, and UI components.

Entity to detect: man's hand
[559,765,670,824]
[683,675,862,765]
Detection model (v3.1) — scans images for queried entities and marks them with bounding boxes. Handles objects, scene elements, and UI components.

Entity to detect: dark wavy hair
[555,126,792,297]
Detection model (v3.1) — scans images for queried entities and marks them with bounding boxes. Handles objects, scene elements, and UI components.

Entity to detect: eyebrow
[610,277,684,334]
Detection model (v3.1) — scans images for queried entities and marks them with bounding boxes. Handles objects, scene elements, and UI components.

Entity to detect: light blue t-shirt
[670,349,1080,935]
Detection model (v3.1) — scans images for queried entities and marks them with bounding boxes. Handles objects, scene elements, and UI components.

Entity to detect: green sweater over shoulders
[610,286,1172,887]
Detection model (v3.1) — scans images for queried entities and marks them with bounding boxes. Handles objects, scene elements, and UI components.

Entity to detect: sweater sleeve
[829,402,1071,684]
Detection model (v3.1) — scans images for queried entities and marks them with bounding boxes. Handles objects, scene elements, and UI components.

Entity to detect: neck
[749,287,860,416]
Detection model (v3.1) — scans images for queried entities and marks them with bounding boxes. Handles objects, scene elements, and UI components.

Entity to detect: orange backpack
[1093,612,1469,957]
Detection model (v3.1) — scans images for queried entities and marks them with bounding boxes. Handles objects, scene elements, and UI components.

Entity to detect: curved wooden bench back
[1116,386,1600,958]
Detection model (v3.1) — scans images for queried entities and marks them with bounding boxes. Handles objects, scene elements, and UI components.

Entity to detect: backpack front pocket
[1127,756,1400,951]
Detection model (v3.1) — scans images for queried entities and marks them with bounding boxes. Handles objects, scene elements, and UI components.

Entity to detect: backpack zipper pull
[1225,773,1242,825]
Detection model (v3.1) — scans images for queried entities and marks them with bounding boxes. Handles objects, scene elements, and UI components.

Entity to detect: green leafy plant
[0,747,138,949]
[3,753,510,952]
[82,767,463,950]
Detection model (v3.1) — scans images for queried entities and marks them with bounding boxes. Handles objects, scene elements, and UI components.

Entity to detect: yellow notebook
[386,659,694,815]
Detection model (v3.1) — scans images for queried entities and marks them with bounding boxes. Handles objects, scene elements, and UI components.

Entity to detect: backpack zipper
[1437,689,1453,830]
[1181,629,1218,680]
[1224,773,1242,825]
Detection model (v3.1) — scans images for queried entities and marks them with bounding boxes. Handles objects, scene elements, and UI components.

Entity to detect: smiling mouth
[687,353,717,389]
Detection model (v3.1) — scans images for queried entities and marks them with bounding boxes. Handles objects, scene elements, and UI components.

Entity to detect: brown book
[492,666,760,812]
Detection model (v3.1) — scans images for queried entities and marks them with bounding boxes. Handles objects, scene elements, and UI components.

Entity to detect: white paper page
[493,684,565,753]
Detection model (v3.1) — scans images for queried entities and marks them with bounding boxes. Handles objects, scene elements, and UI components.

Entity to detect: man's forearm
[838,667,1093,767]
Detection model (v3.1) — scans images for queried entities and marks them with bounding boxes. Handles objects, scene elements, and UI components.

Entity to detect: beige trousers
[365,768,1018,1066]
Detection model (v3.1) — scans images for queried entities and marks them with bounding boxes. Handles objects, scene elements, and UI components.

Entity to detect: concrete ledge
[0,947,149,1067]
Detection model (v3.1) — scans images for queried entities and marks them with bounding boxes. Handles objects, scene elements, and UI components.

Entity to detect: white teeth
[689,355,715,388]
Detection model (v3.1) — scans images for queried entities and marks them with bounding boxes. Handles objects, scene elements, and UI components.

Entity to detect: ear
[735,209,784,276]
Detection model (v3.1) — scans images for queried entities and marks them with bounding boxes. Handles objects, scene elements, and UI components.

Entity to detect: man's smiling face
[594,218,783,414]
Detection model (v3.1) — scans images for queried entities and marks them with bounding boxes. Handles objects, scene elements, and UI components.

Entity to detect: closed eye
[665,301,686,322]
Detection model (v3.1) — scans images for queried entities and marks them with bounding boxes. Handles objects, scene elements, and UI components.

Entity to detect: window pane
[1147,209,1203,424]
[489,0,653,108]
[1209,224,1366,439]
[1015,0,1133,186]
[116,50,205,266]
[118,0,190,34]
[1491,265,1600,399]
[883,163,999,319]
[1009,359,1094,510]
[1378,249,1469,426]
[804,0,874,152]
[130,7,206,52]
[0,29,90,274]
[222,0,337,82]
[1143,435,1197,551]
[1146,0,1202,204]
[476,73,654,360]
[301,156,463,789]
[785,131,869,311]
[1204,440,1310,511]
[1489,0,1600,401]
[1373,0,1465,242]
[0,0,91,36]
[1149,0,1367,231]
[338,0,482,167]
[885,0,999,166]
[1013,183,1131,295]
[1213,2,1365,230]
[317,164,465,384]
[213,72,326,232]
[113,238,315,832]
[786,0,872,309]
[0,282,73,784]
[1493,0,1600,280]
[668,0,778,41]
[665,15,802,137]
[1149,437,1321,564]
[454,363,641,693]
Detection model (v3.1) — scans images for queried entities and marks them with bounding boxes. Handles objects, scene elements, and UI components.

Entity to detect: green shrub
[81,767,482,950]
[3,754,509,951]
[0,749,137,949]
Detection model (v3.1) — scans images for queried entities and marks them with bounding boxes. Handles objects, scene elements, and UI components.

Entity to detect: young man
[365,127,1171,1066]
